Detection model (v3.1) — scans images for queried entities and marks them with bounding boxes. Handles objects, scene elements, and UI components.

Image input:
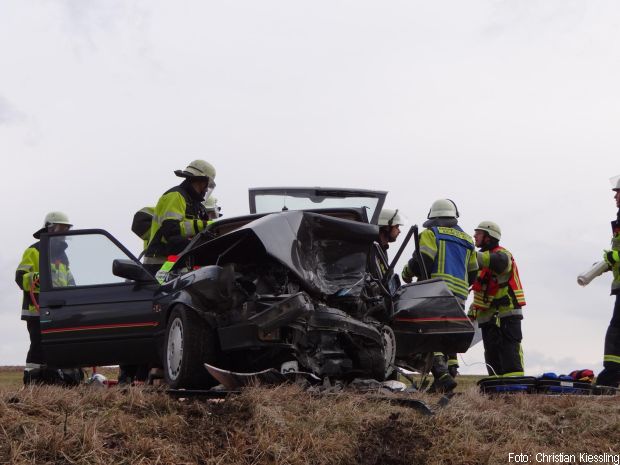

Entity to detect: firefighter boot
[428,354,457,393]
[427,373,458,393]
[597,326,620,387]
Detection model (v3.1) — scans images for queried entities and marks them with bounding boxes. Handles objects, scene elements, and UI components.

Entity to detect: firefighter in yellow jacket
[469,221,526,377]
[15,212,74,381]
[144,160,216,270]
[596,178,620,387]
[402,199,478,392]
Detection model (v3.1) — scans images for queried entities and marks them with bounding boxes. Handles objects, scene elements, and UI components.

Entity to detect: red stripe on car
[41,322,159,334]
[394,317,470,323]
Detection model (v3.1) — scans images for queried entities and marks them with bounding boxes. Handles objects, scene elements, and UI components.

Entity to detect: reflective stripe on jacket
[50,260,75,288]
[611,219,620,294]
[16,243,40,319]
[418,226,477,300]
[470,245,526,323]
[146,181,209,260]
[16,240,75,319]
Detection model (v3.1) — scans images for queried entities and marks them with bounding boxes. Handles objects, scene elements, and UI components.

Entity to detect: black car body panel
[178,211,378,297]
[392,279,474,355]
[36,188,474,384]
[38,229,161,367]
[163,210,389,378]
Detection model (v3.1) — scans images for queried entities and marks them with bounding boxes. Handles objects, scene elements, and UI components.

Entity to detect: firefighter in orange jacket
[469,221,526,377]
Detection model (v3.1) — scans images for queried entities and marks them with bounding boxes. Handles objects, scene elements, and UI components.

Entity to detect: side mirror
[112,259,156,283]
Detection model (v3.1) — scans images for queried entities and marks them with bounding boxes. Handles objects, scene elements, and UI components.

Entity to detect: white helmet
[611,175,620,191]
[44,211,72,227]
[175,160,216,181]
[33,211,72,238]
[475,221,501,240]
[378,208,404,227]
[203,196,219,211]
[427,199,459,219]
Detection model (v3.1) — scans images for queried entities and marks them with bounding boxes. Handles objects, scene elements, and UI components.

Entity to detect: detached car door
[38,229,161,368]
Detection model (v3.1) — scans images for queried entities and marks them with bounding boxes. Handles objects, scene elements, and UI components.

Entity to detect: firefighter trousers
[480,315,523,376]
[597,294,620,387]
[26,317,44,365]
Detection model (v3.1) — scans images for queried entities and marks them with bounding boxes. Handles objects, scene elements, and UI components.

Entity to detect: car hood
[180,210,379,297]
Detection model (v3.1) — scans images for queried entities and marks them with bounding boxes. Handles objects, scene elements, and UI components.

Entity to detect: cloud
[482,1,587,39]
[0,96,25,126]
[52,0,152,56]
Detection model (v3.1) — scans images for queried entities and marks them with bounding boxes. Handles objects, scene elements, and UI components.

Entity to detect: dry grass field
[1,367,619,465]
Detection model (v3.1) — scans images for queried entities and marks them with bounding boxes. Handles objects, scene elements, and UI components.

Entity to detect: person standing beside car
[401,199,478,392]
[15,212,74,383]
[143,160,216,271]
[469,221,526,377]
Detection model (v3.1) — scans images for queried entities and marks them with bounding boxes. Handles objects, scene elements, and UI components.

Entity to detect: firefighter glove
[603,250,620,267]
[401,265,413,284]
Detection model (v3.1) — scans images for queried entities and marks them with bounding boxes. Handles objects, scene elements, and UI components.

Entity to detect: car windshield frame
[248,187,387,224]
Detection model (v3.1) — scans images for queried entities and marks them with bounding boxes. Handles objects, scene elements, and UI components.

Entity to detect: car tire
[164,306,217,389]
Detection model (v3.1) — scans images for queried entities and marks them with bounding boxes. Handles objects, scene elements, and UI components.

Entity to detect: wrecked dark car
[37,188,474,388]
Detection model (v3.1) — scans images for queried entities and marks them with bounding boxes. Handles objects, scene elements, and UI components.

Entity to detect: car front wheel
[164,306,217,389]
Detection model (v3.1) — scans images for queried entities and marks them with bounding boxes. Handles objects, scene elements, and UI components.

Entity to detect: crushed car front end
[159,209,395,384]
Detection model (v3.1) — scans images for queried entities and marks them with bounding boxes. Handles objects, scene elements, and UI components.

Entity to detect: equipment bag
[536,378,593,395]
[477,376,537,394]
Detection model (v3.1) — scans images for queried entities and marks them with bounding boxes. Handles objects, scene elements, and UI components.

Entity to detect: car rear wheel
[164,306,217,389]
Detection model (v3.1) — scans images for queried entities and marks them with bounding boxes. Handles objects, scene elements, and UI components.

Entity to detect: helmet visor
[204,185,215,202]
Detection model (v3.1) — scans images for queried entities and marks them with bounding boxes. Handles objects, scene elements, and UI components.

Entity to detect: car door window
[48,234,132,287]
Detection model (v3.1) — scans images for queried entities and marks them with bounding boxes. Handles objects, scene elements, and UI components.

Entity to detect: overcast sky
[1,0,619,375]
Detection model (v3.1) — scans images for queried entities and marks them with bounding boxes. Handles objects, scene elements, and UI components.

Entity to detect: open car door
[38,229,161,368]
